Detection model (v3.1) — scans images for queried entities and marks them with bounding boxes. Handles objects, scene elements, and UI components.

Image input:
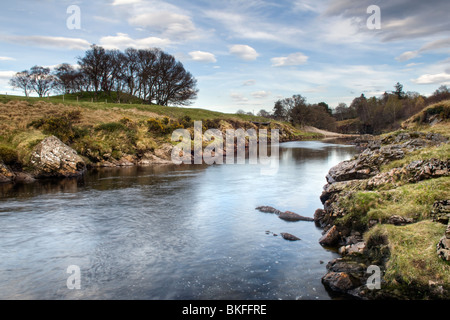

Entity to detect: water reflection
[0,141,356,300]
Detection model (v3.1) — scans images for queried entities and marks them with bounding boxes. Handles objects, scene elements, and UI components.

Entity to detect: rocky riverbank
[315,130,450,299]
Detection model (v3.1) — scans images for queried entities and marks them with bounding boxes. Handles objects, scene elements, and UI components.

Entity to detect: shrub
[95,122,127,133]
[0,145,18,164]
[28,116,74,143]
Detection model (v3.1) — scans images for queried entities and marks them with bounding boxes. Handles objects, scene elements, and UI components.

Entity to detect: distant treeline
[254,83,450,134]
[9,45,198,106]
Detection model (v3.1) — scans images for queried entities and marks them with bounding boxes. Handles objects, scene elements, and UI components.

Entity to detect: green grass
[0,93,269,122]
[382,143,450,172]
[337,177,450,228]
[365,221,449,293]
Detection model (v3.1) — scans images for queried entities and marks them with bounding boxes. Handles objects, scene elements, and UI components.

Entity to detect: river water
[0,140,356,300]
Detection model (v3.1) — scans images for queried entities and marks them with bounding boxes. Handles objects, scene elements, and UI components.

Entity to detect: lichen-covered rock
[29,136,86,178]
[431,200,450,224]
[0,161,15,183]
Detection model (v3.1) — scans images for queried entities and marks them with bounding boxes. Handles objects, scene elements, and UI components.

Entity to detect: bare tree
[78,44,107,98]
[9,70,32,97]
[29,66,55,97]
[54,63,83,94]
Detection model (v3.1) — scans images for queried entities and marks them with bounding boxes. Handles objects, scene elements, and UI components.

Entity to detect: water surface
[0,140,356,300]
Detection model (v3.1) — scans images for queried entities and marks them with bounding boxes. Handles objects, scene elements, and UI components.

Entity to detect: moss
[336,191,382,231]
[0,145,18,164]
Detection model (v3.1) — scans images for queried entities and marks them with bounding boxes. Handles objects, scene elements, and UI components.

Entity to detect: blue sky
[0,0,449,113]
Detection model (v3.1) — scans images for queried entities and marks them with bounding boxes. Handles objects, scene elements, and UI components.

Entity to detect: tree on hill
[29,66,56,97]
[9,70,32,97]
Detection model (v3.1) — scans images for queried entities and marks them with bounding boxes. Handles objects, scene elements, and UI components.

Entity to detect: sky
[0,0,449,114]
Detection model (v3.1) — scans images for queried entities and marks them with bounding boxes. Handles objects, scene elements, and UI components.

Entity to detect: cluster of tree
[254,83,450,134]
[253,95,337,131]
[9,45,198,106]
[332,83,450,133]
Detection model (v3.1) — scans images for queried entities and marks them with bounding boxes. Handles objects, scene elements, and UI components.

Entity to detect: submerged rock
[29,136,86,178]
[280,233,301,241]
[256,206,313,222]
[255,206,282,214]
[279,211,314,222]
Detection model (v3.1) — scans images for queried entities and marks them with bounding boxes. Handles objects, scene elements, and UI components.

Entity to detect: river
[0,140,356,300]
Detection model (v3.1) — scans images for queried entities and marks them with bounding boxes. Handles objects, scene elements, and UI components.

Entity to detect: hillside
[316,100,450,299]
[0,94,322,182]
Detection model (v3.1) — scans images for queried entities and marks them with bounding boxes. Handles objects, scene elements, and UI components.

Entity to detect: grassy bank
[0,94,322,169]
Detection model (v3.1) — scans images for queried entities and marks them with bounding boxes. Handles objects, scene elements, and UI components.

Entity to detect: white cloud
[242,80,256,86]
[406,62,422,67]
[99,33,171,50]
[188,51,216,63]
[412,72,450,85]
[0,56,15,61]
[397,37,450,61]
[0,35,90,50]
[271,52,308,67]
[251,90,271,99]
[229,45,259,61]
[93,16,120,24]
[203,9,304,45]
[396,50,420,62]
[0,71,16,79]
[230,92,248,102]
[111,0,142,5]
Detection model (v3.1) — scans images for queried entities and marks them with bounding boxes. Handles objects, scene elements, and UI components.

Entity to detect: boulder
[431,200,450,224]
[386,215,414,226]
[0,161,15,183]
[437,224,450,261]
[319,225,340,247]
[322,272,357,293]
[321,258,367,295]
[154,143,174,161]
[29,136,86,178]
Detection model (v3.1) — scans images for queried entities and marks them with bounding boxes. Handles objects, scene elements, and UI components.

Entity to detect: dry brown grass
[0,100,164,135]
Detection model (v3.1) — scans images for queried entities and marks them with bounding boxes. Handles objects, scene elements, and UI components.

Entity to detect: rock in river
[279,211,314,222]
[280,233,301,241]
